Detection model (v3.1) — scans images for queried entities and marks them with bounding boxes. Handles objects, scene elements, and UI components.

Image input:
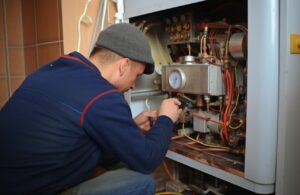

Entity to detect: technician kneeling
[0,23,182,194]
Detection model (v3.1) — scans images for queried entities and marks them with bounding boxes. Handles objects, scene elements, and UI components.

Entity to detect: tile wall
[0,0,63,107]
[0,0,8,107]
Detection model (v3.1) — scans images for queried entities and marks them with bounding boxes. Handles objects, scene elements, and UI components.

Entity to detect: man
[0,23,182,194]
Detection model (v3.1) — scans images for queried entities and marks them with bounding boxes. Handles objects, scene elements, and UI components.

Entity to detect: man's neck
[89,56,118,85]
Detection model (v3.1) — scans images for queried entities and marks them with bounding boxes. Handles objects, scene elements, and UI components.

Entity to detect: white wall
[61,0,116,57]
[276,0,300,194]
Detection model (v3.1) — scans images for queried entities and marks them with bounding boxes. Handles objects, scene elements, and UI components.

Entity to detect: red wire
[223,69,233,142]
[192,112,224,126]
[163,160,176,181]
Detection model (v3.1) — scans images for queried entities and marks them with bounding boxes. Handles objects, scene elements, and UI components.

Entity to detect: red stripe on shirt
[80,89,119,128]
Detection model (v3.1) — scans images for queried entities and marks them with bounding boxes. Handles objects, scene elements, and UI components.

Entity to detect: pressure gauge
[168,68,186,90]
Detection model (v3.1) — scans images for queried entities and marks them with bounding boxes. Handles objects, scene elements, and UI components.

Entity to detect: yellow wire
[184,135,229,150]
[228,63,243,130]
[155,192,184,195]
[229,120,244,129]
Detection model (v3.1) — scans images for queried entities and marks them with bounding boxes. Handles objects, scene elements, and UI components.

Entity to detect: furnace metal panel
[124,0,204,19]
[126,0,279,193]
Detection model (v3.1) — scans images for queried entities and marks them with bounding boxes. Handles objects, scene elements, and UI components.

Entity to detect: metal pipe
[100,0,108,31]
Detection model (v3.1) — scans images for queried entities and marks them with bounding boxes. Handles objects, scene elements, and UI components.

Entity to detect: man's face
[118,60,145,92]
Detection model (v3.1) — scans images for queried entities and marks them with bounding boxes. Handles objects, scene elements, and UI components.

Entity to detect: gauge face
[168,69,186,90]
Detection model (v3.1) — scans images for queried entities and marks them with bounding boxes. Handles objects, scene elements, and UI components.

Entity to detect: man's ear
[118,58,129,77]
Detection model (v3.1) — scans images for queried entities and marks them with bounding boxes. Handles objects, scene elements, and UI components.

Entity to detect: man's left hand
[134,110,158,133]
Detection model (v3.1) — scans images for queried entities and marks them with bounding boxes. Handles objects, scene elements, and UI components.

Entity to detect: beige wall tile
[10,77,25,94]
[61,0,116,56]
[0,0,6,77]
[0,46,7,76]
[58,0,63,40]
[9,48,25,76]
[0,38,7,77]
[0,0,4,39]
[24,46,37,75]
[0,0,3,24]
[22,0,36,45]
[37,43,61,67]
[36,0,60,43]
[6,0,23,46]
[0,77,9,107]
[61,0,102,56]
[60,41,64,54]
[0,99,8,108]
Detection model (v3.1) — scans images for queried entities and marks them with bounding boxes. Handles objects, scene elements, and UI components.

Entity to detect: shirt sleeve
[81,91,174,174]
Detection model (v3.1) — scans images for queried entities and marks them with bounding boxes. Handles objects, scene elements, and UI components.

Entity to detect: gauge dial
[168,68,186,90]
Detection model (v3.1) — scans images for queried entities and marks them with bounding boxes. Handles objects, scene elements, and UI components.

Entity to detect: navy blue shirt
[0,52,173,194]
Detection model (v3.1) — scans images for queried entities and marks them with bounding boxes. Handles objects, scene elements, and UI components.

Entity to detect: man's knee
[112,169,155,195]
[61,168,156,195]
[139,174,155,195]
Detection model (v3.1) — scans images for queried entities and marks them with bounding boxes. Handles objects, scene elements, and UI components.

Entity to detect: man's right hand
[158,98,182,123]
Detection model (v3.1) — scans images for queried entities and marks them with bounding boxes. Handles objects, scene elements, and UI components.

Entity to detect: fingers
[145,110,158,118]
[139,98,182,129]
[140,121,151,133]
[165,98,182,108]
[178,107,183,113]
[158,98,183,123]
[172,98,182,106]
